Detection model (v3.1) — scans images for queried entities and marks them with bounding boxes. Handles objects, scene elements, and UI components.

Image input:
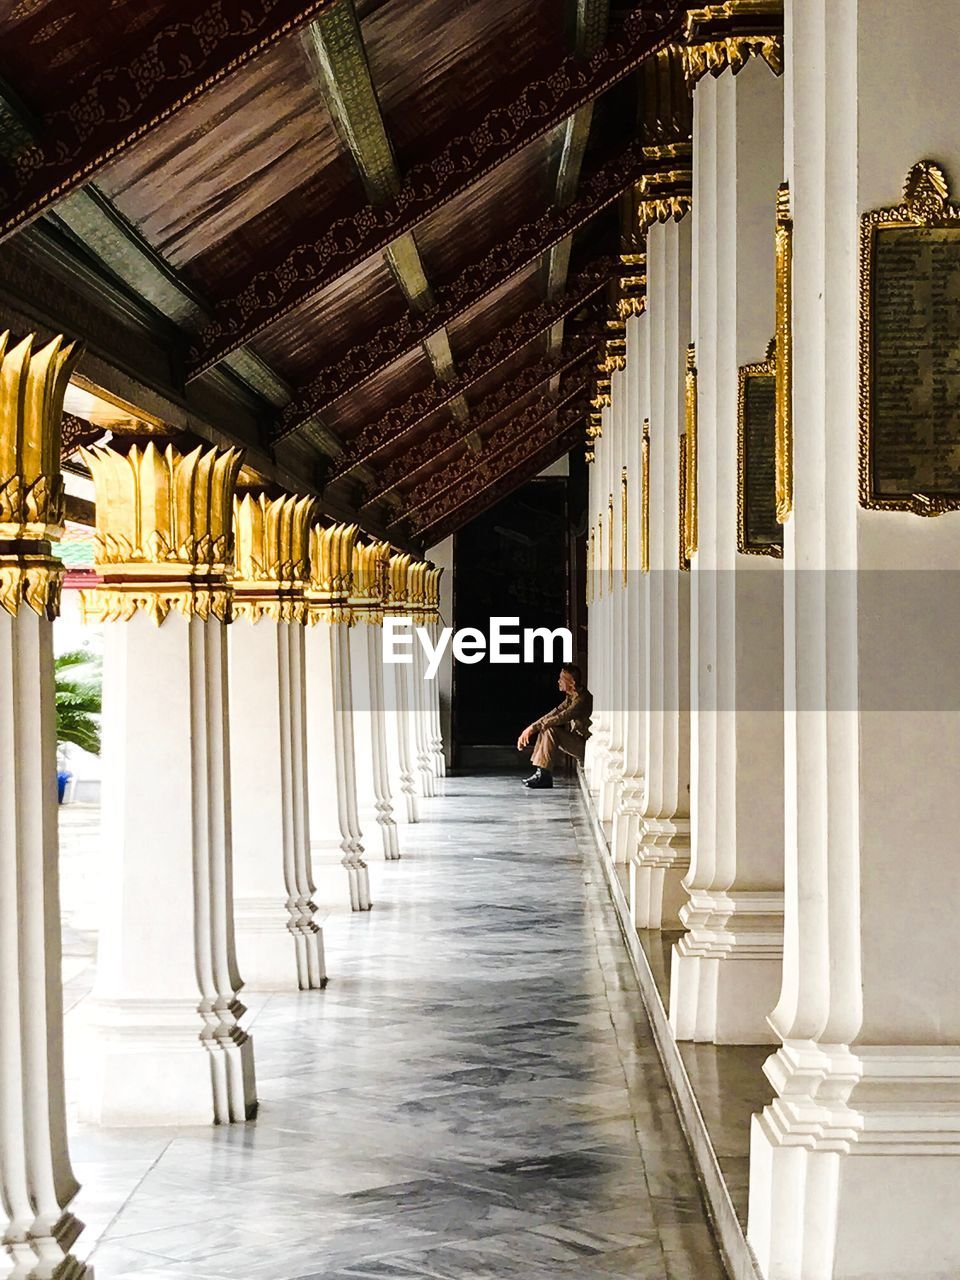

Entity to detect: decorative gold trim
[306,522,358,624]
[683,345,698,560]
[858,160,960,515]
[232,491,315,624]
[640,422,651,574]
[774,181,793,523]
[608,492,614,590]
[79,585,232,626]
[737,340,783,558]
[679,432,690,571]
[0,556,63,619]
[683,2,784,87]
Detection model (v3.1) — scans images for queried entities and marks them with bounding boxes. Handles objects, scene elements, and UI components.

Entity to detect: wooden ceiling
[0,0,685,547]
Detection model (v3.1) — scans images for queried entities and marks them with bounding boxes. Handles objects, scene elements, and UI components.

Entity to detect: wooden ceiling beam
[302,3,469,422]
[0,1,338,243]
[186,2,683,377]
[298,255,613,473]
[361,345,595,506]
[273,138,650,432]
[409,415,586,543]
[401,381,588,519]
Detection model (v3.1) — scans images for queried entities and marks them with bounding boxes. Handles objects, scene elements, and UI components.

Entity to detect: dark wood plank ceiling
[0,0,687,546]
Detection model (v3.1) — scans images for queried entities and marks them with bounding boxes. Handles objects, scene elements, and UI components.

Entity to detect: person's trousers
[530,726,586,769]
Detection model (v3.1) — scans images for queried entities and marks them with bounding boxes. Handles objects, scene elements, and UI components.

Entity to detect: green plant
[55,649,102,756]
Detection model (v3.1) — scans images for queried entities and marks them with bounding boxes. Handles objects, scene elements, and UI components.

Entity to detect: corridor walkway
[66,777,727,1279]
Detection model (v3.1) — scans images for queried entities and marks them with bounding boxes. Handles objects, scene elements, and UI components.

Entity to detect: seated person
[516,663,593,790]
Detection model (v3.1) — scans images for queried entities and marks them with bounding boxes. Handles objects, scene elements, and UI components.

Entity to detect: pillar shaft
[748,2,960,1274]
[305,523,370,912]
[384,554,420,825]
[80,439,255,1126]
[670,56,786,1045]
[229,491,325,989]
[0,327,89,1278]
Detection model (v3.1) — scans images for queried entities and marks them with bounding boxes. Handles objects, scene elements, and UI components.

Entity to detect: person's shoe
[522,768,553,789]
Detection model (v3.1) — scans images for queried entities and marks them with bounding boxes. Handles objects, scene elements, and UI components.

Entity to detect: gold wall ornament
[306,522,358,624]
[79,439,242,626]
[232,491,315,624]
[608,492,614,590]
[621,465,629,585]
[683,1,784,87]
[641,422,651,574]
[351,538,391,624]
[683,345,699,560]
[0,331,81,617]
[737,339,783,557]
[774,181,793,523]
[679,432,690,571]
[859,160,960,514]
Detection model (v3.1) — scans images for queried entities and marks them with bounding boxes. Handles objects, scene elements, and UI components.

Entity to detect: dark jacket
[534,688,593,739]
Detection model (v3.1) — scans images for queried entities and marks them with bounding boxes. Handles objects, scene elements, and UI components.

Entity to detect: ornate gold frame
[737,339,783,558]
[683,345,698,560]
[679,432,690,572]
[621,466,629,585]
[774,182,793,523]
[640,422,650,574]
[859,159,960,515]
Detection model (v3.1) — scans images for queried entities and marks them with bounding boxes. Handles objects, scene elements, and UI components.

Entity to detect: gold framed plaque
[774,182,793,523]
[641,421,650,574]
[679,431,690,572]
[737,339,783,558]
[859,160,960,515]
[621,466,628,585]
[683,345,698,560]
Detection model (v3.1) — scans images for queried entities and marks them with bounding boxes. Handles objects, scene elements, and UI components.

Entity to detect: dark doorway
[452,472,582,768]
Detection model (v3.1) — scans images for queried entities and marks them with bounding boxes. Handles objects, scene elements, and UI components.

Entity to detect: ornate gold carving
[385,551,410,611]
[636,158,693,231]
[683,345,698,560]
[858,160,960,515]
[774,182,793,523]
[0,332,80,544]
[0,556,62,620]
[683,1,784,86]
[0,330,80,617]
[306,522,358,624]
[80,440,242,625]
[621,465,629,585]
[585,448,596,464]
[737,339,783,557]
[641,422,651,574]
[679,432,690,572]
[351,538,391,623]
[232,491,316,624]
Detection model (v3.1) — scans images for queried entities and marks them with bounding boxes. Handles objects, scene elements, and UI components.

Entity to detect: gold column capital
[349,537,391,624]
[232,490,315,624]
[306,521,358,624]
[0,331,82,619]
[79,439,243,625]
[683,1,784,87]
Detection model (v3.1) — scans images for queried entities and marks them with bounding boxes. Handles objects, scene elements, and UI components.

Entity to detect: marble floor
[59,775,728,1279]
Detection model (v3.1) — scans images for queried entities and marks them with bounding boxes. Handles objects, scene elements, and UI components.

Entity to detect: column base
[611,778,644,865]
[81,1000,236,1126]
[598,748,624,823]
[311,841,373,911]
[234,900,312,992]
[748,1042,960,1279]
[668,889,784,1043]
[4,1212,91,1280]
[416,762,435,799]
[360,805,401,860]
[630,818,691,929]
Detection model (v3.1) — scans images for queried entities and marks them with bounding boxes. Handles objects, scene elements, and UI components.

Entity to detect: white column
[0,333,90,1277]
[80,440,256,1126]
[612,310,650,868]
[349,540,400,860]
[670,57,785,1045]
[748,2,960,1275]
[586,403,613,796]
[632,216,695,928]
[305,524,370,912]
[384,554,420,824]
[425,567,446,777]
[599,372,626,819]
[406,562,436,800]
